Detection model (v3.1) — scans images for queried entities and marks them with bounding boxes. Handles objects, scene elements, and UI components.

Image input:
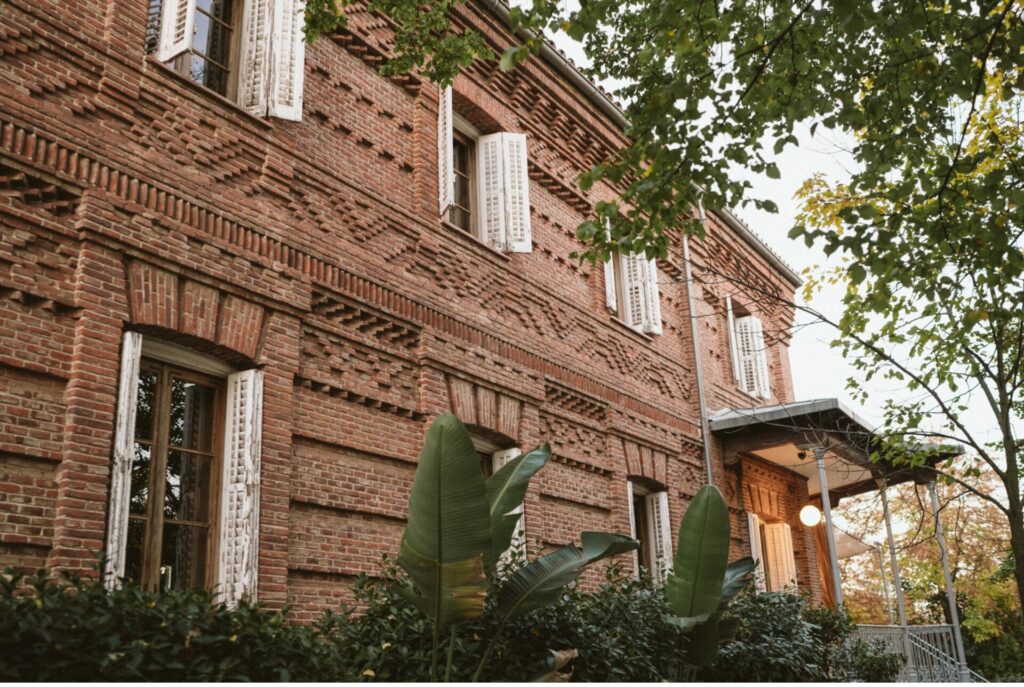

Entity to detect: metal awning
[709,398,958,501]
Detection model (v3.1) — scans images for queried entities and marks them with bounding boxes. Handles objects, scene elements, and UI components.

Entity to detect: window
[604,247,663,335]
[105,333,264,606]
[126,360,223,590]
[626,480,673,581]
[471,435,526,561]
[147,0,306,121]
[726,296,770,398]
[747,513,796,592]
[437,87,532,252]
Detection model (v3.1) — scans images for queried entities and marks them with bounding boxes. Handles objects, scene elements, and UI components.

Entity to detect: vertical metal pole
[876,543,895,624]
[814,447,844,608]
[928,479,971,681]
[879,480,914,681]
[682,227,714,486]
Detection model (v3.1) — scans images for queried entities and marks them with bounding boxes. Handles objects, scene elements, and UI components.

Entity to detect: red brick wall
[0,0,798,618]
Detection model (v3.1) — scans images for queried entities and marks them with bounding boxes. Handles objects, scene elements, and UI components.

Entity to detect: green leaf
[395,413,491,629]
[664,485,730,619]
[485,445,550,570]
[494,532,637,621]
[718,556,755,609]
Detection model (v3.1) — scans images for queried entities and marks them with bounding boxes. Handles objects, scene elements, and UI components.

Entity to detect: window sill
[438,219,510,262]
[731,384,771,403]
[607,314,654,342]
[144,56,273,130]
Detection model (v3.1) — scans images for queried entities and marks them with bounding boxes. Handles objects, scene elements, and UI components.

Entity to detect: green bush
[0,569,350,681]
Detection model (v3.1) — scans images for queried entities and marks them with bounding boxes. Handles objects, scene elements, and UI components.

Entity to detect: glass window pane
[145,0,161,54]
[193,13,231,68]
[124,518,146,584]
[165,451,212,523]
[160,523,208,591]
[130,443,152,516]
[168,377,216,451]
[134,368,158,441]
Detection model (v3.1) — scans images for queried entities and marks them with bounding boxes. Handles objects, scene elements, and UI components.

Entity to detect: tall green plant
[664,485,755,667]
[395,413,637,680]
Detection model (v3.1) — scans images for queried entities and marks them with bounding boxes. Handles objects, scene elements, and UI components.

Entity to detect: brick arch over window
[621,437,669,486]
[450,77,515,135]
[126,261,269,362]
[444,374,523,444]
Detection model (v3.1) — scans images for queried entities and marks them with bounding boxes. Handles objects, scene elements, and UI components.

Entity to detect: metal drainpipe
[684,198,715,485]
[927,479,971,681]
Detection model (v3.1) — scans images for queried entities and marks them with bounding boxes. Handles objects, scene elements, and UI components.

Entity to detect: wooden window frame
[165,0,243,100]
[450,127,477,234]
[129,358,226,591]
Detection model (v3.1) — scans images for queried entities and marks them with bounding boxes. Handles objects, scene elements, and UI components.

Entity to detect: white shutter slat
[492,448,526,563]
[156,0,196,62]
[477,133,506,250]
[735,316,758,395]
[603,221,618,313]
[642,258,662,335]
[750,317,771,399]
[104,332,144,588]
[438,86,454,216]
[218,369,263,607]
[747,512,767,593]
[763,522,797,591]
[238,0,273,117]
[502,133,532,252]
[619,253,646,331]
[268,0,306,121]
[727,296,741,383]
[626,480,639,577]
[646,491,673,582]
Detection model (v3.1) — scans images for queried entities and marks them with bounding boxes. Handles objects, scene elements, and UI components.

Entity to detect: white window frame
[104,334,263,607]
[626,480,673,581]
[727,300,770,399]
[747,512,768,593]
[606,250,662,335]
[760,521,798,592]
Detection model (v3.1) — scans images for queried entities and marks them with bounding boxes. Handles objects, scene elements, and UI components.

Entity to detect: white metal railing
[855,624,987,683]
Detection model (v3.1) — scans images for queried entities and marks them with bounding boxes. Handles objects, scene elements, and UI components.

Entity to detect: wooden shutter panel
[626,480,639,577]
[646,491,673,582]
[156,0,196,61]
[218,369,263,607]
[735,316,758,395]
[750,316,770,399]
[502,133,532,252]
[763,522,797,592]
[437,86,454,215]
[726,296,742,383]
[237,0,273,116]
[619,253,647,330]
[492,448,526,563]
[477,133,506,250]
[603,221,618,313]
[747,513,767,593]
[641,258,662,335]
[104,332,144,588]
[268,0,306,121]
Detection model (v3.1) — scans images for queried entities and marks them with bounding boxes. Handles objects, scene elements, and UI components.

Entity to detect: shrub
[0,569,349,681]
[803,604,902,682]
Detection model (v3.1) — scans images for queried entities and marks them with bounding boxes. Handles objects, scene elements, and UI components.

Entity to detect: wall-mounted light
[799,504,822,527]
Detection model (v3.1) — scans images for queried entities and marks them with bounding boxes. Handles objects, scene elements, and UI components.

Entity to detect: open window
[747,513,797,592]
[146,0,305,120]
[626,479,673,581]
[726,296,770,398]
[106,333,263,607]
[438,87,532,253]
[471,435,527,563]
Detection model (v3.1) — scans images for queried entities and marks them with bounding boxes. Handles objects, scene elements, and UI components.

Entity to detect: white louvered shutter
[268,0,306,120]
[726,296,741,383]
[626,480,639,577]
[749,317,770,399]
[477,133,506,250]
[502,133,532,252]
[492,448,526,563]
[641,258,662,335]
[763,522,797,592]
[104,332,144,588]
[747,513,767,593]
[735,316,759,395]
[438,86,454,216]
[619,253,647,331]
[646,491,673,582]
[156,0,196,61]
[238,0,273,116]
[603,221,618,313]
[218,369,264,607]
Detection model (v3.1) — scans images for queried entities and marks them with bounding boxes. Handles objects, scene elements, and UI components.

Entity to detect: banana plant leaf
[396,413,492,629]
[718,556,755,610]
[664,485,730,619]
[485,445,550,570]
[494,531,637,621]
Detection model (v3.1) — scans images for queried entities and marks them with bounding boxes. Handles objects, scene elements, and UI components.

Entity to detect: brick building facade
[0,0,825,619]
